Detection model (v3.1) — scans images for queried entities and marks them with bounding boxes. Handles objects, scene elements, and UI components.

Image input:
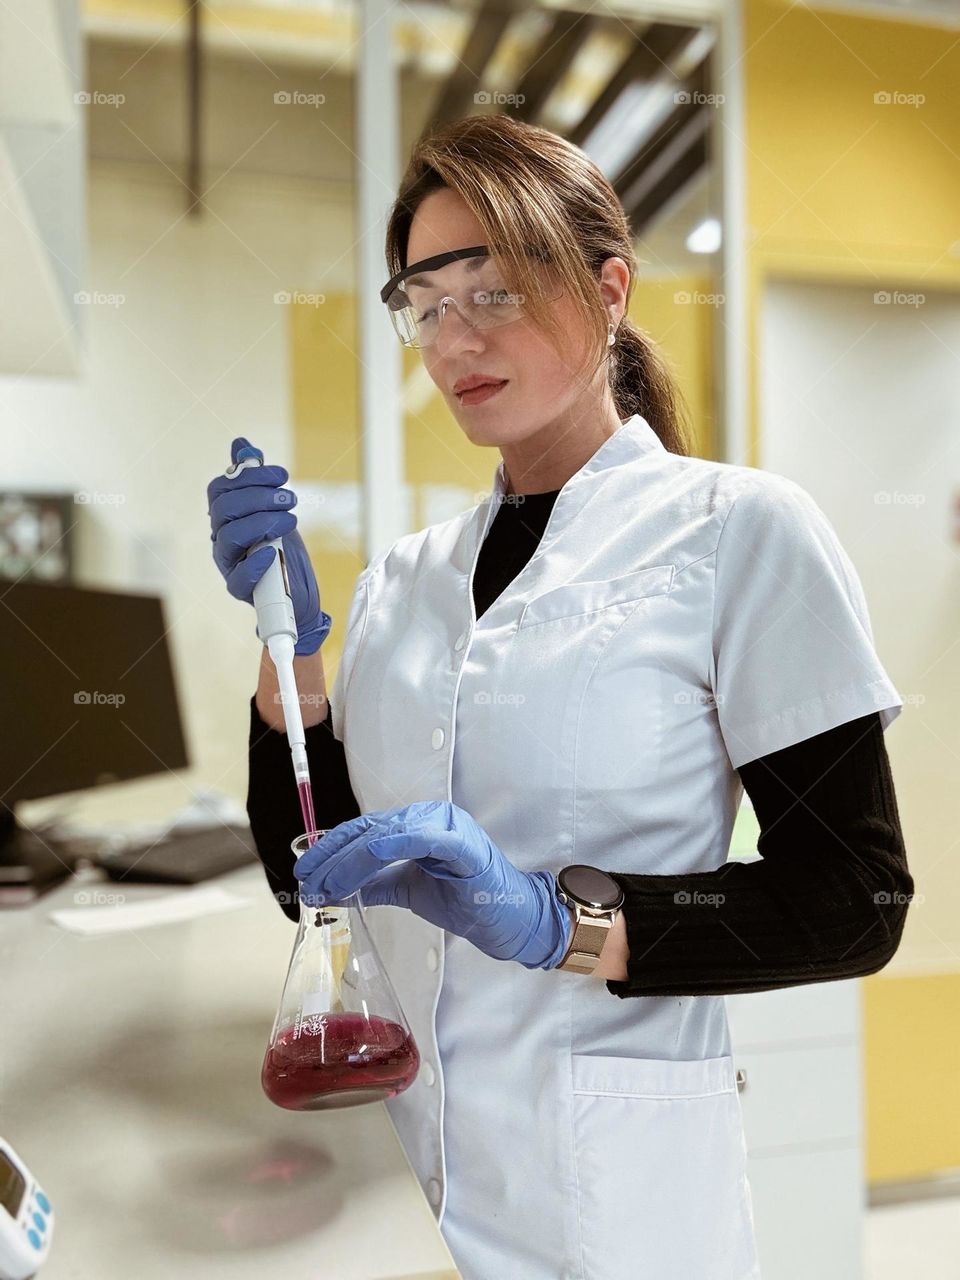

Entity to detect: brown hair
[384,113,692,457]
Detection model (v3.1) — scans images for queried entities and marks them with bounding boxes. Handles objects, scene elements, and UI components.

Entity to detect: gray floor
[866,1197,960,1278]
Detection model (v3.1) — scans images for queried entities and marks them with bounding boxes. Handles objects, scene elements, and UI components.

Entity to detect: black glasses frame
[380,245,491,311]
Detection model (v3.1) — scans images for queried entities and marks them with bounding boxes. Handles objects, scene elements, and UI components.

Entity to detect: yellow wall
[745,0,960,467]
[629,275,716,459]
[864,972,960,1182]
[288,294,364,687]
[744,0,960,1182]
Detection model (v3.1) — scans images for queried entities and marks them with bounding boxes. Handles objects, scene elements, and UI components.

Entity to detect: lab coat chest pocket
[569,1053,760,1280]
[517,563,674,629]
[545,565,673,796]
[493,565,674,815]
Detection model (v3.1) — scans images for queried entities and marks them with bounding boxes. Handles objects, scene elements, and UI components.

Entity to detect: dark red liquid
[297,781,317,840]
[262,1012,420,1111]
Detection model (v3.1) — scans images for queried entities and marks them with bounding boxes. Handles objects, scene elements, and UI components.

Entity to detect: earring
[607,321,617,347]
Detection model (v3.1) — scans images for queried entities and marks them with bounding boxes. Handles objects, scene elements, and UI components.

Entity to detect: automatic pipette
[224,445,318,837]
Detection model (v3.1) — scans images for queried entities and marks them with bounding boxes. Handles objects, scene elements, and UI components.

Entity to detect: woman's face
[405,188,621,450]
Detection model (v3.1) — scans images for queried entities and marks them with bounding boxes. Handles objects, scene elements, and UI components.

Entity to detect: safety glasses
[379,244,563,350]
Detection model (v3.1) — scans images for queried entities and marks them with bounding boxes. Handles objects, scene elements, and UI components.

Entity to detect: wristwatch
[554,865,625,974]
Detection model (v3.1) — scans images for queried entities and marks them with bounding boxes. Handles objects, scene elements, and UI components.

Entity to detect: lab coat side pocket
[569,1053,761,1280]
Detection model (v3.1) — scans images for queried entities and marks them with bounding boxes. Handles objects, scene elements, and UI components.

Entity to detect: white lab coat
[329,413,902,1280]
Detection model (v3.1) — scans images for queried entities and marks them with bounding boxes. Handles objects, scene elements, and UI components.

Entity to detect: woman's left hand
[292,800,573,970]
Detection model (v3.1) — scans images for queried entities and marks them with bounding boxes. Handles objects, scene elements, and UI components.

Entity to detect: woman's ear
[598,255,629,327]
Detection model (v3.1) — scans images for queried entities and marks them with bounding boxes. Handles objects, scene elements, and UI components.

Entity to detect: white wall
[760,276,960,970]
[1,159,354,827]
[0,0,86,375]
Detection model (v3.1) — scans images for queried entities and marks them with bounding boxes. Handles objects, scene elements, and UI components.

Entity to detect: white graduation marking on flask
[301,983,333,1016]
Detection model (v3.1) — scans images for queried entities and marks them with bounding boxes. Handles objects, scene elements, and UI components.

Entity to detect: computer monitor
[0,581,190,890]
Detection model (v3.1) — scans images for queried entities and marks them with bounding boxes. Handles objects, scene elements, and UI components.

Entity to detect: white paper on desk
[48,885,253,935]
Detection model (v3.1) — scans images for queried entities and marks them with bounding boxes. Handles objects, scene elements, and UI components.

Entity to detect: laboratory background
[1,0,958,1278]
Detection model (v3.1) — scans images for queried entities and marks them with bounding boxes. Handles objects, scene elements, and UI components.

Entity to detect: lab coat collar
[489,411,665,503]
[477,412,666,546]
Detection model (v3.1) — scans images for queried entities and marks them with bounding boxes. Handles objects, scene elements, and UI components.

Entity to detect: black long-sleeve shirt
[246,488,913,997]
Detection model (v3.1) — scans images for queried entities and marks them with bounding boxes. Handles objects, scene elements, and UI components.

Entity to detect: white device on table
[0,1139,53,1279]
[222,446,310,793]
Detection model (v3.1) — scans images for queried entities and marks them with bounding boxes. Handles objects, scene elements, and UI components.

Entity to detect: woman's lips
[457,380,508,406]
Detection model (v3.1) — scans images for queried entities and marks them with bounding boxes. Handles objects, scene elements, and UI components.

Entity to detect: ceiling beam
[627,130,707,235]
[186,0,203,215]
[509,9,599,121]
[430,0,521,126]
[568,22,699,151]
[613,58,710,202]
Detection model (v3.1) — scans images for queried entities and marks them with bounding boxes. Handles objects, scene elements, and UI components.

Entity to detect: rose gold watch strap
[557,911,615,974]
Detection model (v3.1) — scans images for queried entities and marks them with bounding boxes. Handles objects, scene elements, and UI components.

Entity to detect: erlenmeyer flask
[261,831,421,1111]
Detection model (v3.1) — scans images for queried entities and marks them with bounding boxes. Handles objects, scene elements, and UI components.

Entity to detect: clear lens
[385,254,562,349]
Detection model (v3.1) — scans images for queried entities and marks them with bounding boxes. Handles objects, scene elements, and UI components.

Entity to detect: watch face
[558,864,624,910]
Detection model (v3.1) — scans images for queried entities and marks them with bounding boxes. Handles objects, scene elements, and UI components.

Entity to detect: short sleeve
[328,568,371,741]
[710,474,902,770]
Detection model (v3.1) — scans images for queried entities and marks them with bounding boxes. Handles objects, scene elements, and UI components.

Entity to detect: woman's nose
[432,297,485,356]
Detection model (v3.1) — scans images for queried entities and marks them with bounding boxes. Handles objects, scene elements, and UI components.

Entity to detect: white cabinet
[724,804,865,1279]
[727,980,864,1280]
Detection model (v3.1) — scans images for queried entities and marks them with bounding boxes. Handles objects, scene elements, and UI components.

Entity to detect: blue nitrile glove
[292,800,575,970]
[206,437,332,655]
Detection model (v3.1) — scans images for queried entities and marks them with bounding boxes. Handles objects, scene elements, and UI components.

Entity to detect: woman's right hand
[206,437,330,655]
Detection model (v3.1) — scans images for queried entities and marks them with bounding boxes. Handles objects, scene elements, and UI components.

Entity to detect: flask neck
[297,888,362,923]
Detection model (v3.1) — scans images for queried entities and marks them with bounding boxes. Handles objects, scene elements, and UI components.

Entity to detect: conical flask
[261,832,421,1111]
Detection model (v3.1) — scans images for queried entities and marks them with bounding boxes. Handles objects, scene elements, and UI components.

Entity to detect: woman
[208,115,912,1280]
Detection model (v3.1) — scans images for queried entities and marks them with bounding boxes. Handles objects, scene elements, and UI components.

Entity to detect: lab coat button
[427,1177,442,1206]
[431,728,445,749]
[422,1061,436,1087]
[454,631,467,650]
[426,946,439,971]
